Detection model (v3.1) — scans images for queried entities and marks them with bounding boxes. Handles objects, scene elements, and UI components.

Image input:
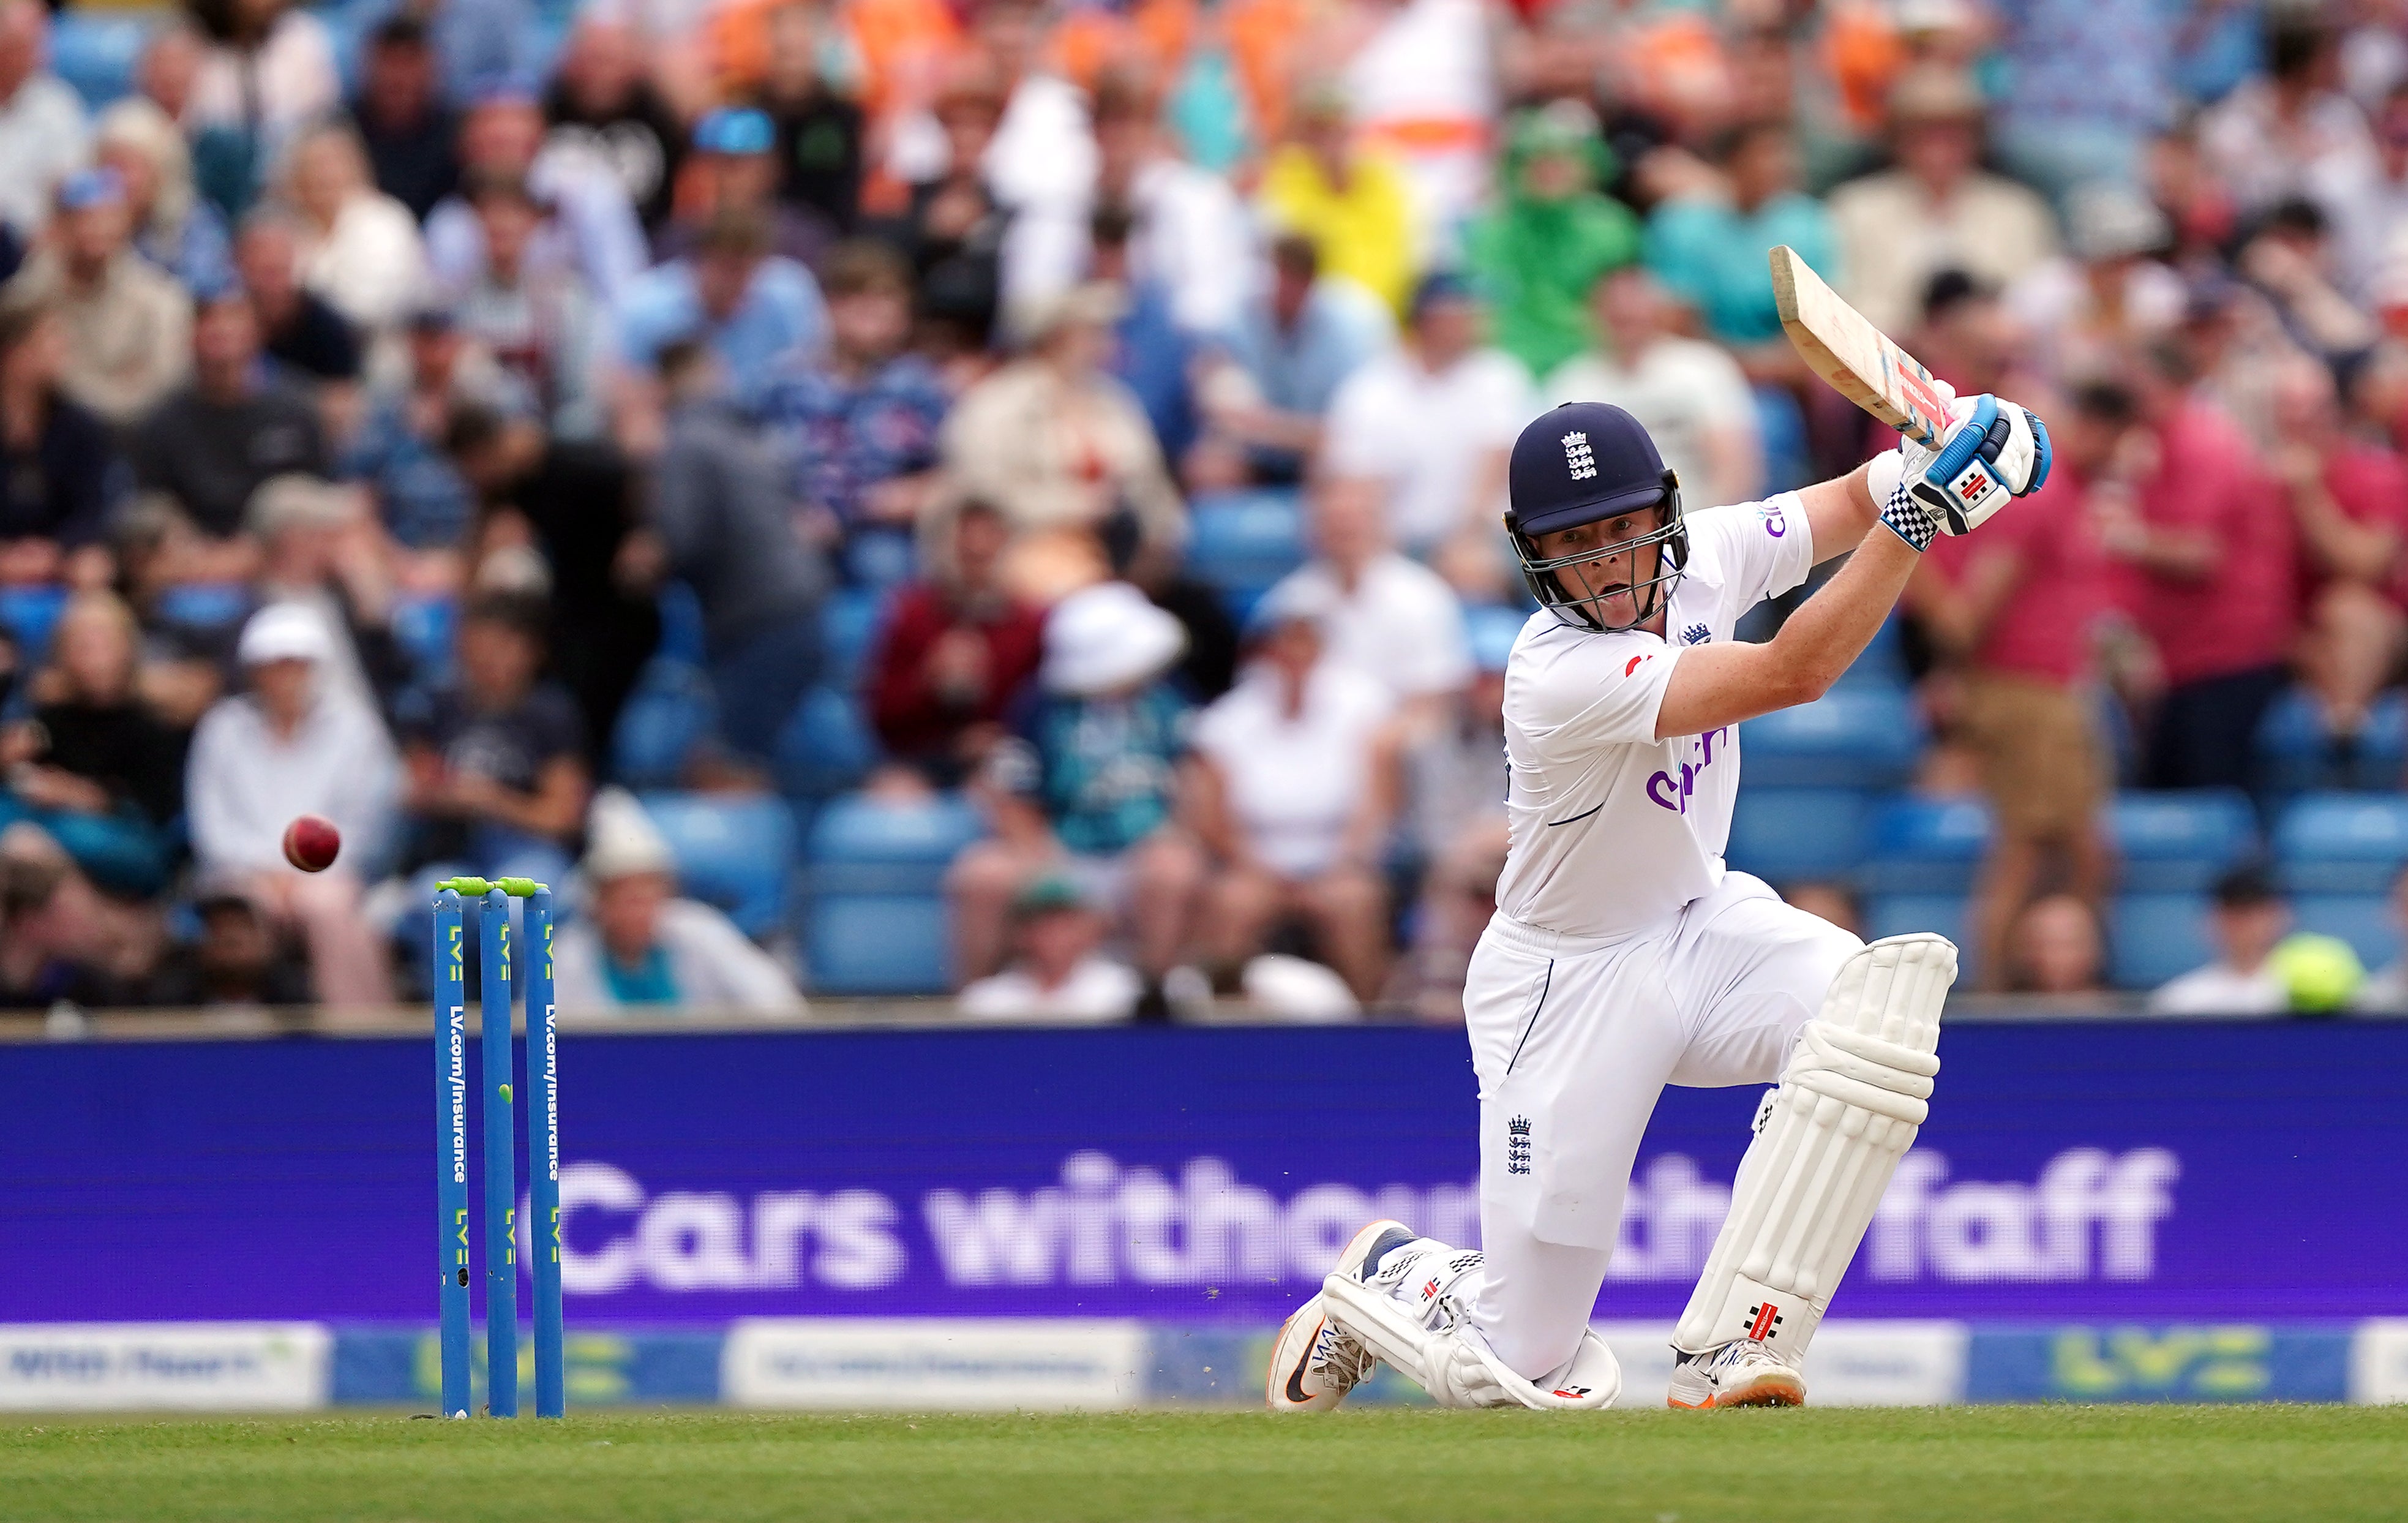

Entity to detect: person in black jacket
[0,302,118,587]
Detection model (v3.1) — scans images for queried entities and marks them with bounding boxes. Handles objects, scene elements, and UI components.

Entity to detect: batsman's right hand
[1870,394,2052,551]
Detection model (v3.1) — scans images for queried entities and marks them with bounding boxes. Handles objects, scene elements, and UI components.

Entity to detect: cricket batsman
[1269,391,2050,1411]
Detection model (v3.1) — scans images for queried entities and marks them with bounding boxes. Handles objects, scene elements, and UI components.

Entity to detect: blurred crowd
[2,0,2408,1019]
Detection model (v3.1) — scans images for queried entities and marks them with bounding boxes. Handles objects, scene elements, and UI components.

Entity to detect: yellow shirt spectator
[1259,141,1418,317]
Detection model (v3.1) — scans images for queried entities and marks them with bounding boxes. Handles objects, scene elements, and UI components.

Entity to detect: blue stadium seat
[2293,894,2401,974]
[1725,788,1871,884]
[638,792,797,939]
[2107,893,2212,990]
[1830,614,1908,691]
[1738,686,1922,789]
[1863,893,1973,981]
[1187,489,1306,620]
[0,584,69,666]
[611,661,715,789]
[803,792,983,993]
[1461,604,1528,672]
[51,10,149,108]
[1856,797,1991,893]
[2272,793,2408,893]
[2108,789,2256,892]
[773,686,877,802]
[156,581,252,632]
[820,587,887,694]
[2256,687,2408,799]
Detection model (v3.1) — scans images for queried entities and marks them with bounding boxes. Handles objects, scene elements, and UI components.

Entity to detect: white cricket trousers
[1460,871,1862,1380]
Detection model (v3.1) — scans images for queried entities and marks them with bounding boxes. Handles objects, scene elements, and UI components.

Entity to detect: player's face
[1536,506,1666,631]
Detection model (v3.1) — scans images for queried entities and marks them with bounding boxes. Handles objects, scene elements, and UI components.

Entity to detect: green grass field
[7,1407,2406,1523]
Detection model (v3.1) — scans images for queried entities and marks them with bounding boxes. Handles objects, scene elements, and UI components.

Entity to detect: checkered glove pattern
[1878,478,1943,552]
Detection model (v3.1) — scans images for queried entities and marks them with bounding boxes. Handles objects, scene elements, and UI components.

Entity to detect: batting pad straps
[1671,934,1957,1361]
[1785,1023,1940,1125]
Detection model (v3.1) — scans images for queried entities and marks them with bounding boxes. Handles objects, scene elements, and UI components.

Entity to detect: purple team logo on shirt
[1757,500,1787,538]
[1645,727,1732,813]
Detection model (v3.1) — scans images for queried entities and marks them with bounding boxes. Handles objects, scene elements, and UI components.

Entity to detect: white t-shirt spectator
[299,192,430,332]
[0,71,89,238]
[1322,347,1532,551]
[1193,660,1395,879]
[1545,338,1758,510]
[2148,960,2286,1016]
[960,955,1142,1021]
[188,9,340,154]
[185,691,400,874]
[1265,554,1472,701]
[552,900,808,1016]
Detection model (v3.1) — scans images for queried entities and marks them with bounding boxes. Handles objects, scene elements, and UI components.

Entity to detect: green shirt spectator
[1644,121,1838,348]
[1464,105,1640,380]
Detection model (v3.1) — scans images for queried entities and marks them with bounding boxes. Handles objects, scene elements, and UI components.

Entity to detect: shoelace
[1309,1323,1378,1389]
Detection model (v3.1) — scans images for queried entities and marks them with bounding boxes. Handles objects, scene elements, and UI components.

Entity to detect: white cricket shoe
[1667,1339,1806,1409]
[1264,1219,1416,1412]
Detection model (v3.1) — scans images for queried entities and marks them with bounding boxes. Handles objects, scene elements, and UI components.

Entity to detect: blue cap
[58,167,124,211]
[694,107,775,156]
[1504,400,1670,538]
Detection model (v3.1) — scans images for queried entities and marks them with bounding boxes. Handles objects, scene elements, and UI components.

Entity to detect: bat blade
[1769,245,1955,446]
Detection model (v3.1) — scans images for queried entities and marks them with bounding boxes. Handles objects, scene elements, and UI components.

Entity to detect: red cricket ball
[282,814,342,873]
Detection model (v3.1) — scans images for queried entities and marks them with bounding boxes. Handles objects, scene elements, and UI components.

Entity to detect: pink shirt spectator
[1926,472,2112,685]
[2317,444,2408,607]
[2121,404,2297,686]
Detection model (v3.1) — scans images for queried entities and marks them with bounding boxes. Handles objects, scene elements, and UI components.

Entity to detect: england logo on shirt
[1561,432,1596,481]
[1681,623,1711,646]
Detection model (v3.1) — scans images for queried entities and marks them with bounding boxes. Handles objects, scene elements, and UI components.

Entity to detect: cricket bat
[1768,245,1956,446]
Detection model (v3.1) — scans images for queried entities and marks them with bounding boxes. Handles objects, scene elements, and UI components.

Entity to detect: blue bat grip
[1922,393,1997,491]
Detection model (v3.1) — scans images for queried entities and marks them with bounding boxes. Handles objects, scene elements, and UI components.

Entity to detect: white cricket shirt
[1493,496,1815,940]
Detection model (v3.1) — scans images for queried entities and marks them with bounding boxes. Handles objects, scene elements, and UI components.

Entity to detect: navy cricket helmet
[1503,400,1687,632]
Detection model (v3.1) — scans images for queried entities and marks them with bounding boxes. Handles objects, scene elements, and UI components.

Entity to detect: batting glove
[1867,394,2052,551]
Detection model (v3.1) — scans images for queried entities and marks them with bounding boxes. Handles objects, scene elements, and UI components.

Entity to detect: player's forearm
[1764,524,1920,697]
[1797,463,1880,565]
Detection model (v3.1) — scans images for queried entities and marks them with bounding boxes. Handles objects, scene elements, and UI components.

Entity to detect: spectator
[130,290,328,541]
[1087,203,1199,466]
[759,239,948,574]
[2324,82,2408,301]
[1828,66,2058,336]
[1055,70,1252,339]
[0,304,116,586]
[0,0,91,241]
[612,206,828,415]
[425,91,649,309]
[2105,351,2297,791]
[0,822,156,1007]
[1259,81,1418,316]
[542,16,686,232]
[964,0,1095,259]
[94,99,236,296]
[398,591,590,887]
[349,15,460,224]
[244,473,410,716]
[341,305,508,570]
[1339,0,1495,243]
[448,171,606,439]
[142,885,313,1007]
[0,592,182,898]
[444,404,660,756]
[874,60,1008,350]
[1320,273,1532,557]
[657,107,835,271]
[1545,266,1761,510]
[278,121,431,335]
[2006,893,2107,997]
[942,281,1185,562]
[2201,15,2377,224]
[186,602,400,1007]
[1191,233,1390,487]
[1987,0,2172,205]
[1393,604,1513,1019]
[2150,863,2290,1015]
[866,495,1045,782]
[1188,590,1397,1002]
[2269,358,2408,742]
[552,788,807,1015]
[2237,199,2379,369]
[1644,119,1837,353]
[185,0,341,168]
[1264,476,1469,718]
[1911,459,2115,991]
[754,1,863,234]
[1466,102,1639,382]
[2003,183,2187,388]
[958,873,1140,1021]
[234,207,364,387]
[2,170,193,427]
[653,339,829,767]
[947,581,1201,987]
